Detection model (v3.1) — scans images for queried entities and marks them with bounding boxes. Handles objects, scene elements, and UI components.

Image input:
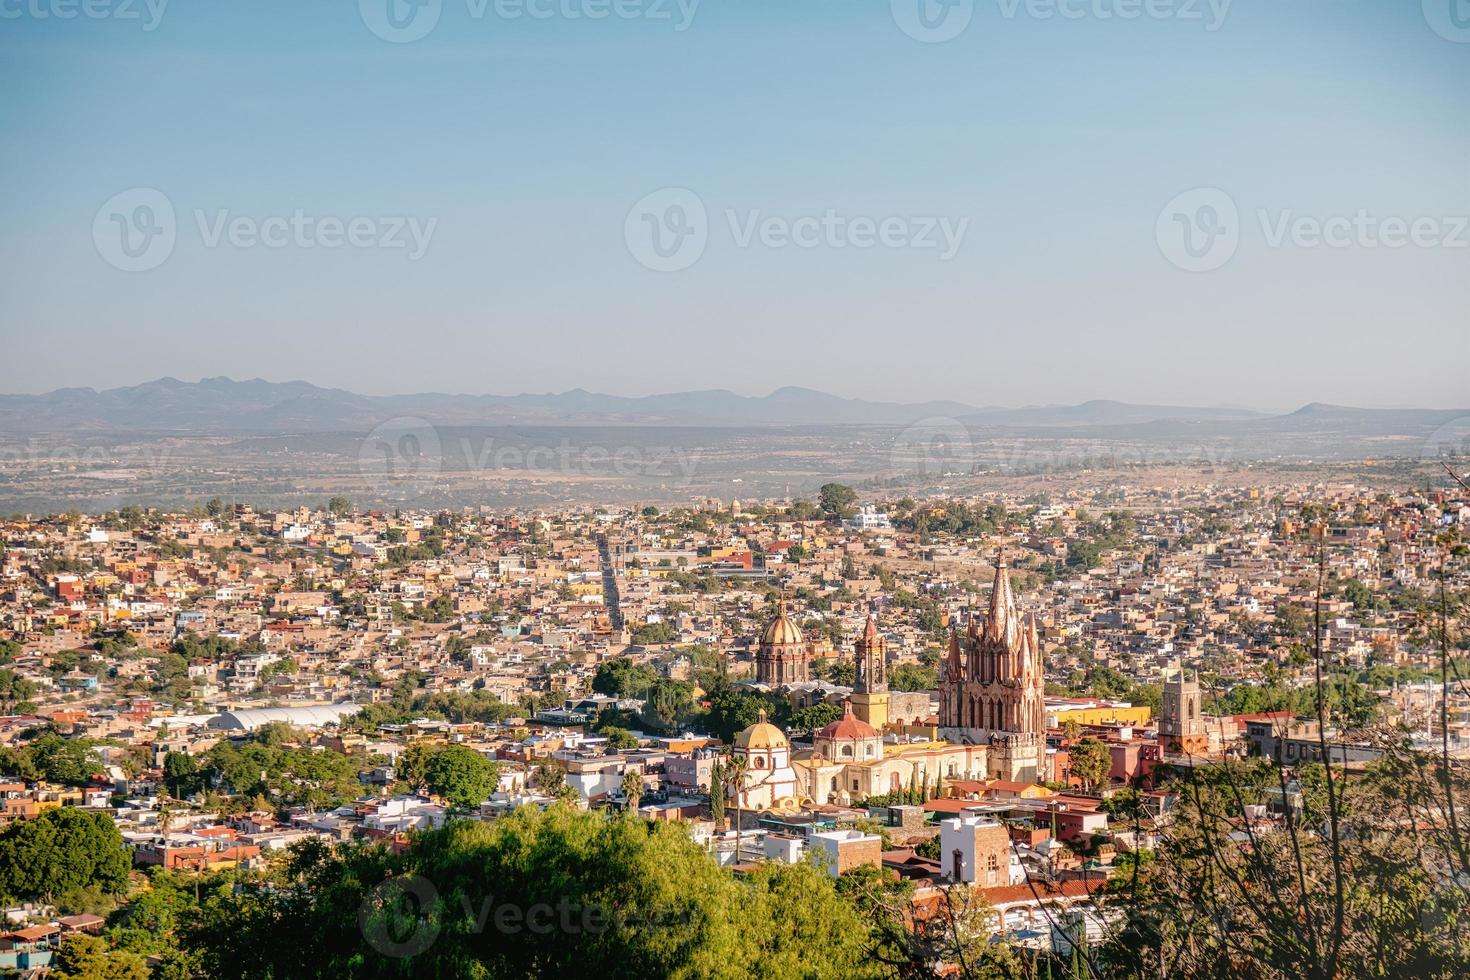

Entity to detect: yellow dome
[734,709,789,750]
[760,601,805,647]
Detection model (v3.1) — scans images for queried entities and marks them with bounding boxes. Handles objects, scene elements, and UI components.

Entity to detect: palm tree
[722,753,749,866]
[621,767,643,811]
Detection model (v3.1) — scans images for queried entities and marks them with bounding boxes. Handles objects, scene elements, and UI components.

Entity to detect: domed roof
[818,702,879,741]
[734,709,789,750]
[760,600,805,647]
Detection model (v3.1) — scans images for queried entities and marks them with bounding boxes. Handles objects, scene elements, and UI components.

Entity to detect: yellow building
[1046,700,1152,728]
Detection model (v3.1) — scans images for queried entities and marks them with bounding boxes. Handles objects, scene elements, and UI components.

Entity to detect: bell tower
[850,614,890,731]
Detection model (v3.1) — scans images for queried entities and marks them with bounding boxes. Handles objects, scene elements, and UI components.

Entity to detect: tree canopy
[185,805,879,980]
[0,807,131,903]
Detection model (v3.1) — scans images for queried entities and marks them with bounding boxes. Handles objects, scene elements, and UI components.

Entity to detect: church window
[841,745,853,758]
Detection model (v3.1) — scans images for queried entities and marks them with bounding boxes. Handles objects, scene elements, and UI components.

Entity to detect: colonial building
[939,559,1047,782]
[793,734,990,808]
[754,599,812,686]
[731,710,800,811]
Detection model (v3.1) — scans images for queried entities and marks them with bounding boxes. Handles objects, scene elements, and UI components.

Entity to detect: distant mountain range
[0,378,1463,444]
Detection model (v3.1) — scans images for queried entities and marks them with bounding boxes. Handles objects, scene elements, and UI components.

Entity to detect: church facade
[938,560,1048,783]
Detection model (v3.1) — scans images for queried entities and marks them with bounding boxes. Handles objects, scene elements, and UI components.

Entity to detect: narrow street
[596,535,624,631]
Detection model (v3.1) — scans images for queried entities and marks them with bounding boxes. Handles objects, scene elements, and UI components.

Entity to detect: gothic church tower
[939,557,1047,781]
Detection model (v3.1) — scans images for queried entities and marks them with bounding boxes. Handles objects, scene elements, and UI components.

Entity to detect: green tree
[50,934,149,980]
[532,760,566,795]
[162,751,199,798]
[0,669,36,712]
[621,768,643,807]
[184,805,880,979]
[642,677,694,732]
[423,745,499,810]
[630,621,677,645]
[709,756,725,827]
[29,734,104,786]
[701,689,771,743]
[818,483,858,520]
[788,702,841,736]
[592,657,658,698]
[1069,737,1112,792]
[888,662,937,692]
[601,727,639,751]
[0,808,131,903]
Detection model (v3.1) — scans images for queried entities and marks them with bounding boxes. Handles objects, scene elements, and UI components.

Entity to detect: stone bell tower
[850,614,890,731]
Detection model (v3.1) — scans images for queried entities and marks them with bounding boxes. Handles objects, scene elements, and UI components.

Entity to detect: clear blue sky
[2,0,1466,409]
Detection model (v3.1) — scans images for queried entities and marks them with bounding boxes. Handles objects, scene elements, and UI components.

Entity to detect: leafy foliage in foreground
[185,805,879,980]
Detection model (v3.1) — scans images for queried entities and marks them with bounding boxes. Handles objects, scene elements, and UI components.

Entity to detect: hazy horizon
[0,372,1465,416]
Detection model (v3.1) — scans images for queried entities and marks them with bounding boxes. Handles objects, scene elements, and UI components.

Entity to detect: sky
[1,0,1466,411]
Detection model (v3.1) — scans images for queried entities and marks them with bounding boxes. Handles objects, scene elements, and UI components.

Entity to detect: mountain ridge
[0,377,1462,436]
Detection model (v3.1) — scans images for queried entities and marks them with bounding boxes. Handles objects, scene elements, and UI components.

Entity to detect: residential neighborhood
[0,476,1465,974]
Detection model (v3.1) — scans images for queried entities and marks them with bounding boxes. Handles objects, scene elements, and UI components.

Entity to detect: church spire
[985,552,1016,644]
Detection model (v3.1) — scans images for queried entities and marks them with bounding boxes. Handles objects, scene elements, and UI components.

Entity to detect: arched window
[841,745,853,758]
[951,849,964,881]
